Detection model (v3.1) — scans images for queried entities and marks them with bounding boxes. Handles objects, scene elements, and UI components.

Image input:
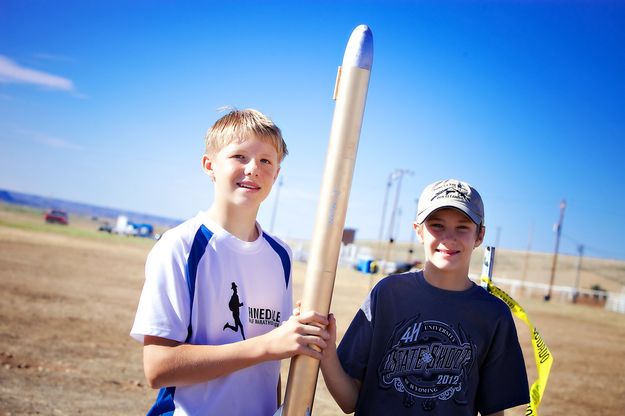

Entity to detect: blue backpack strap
[262,233,291,288]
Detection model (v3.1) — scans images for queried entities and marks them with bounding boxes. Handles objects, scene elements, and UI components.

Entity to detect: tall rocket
[279,24,374,415]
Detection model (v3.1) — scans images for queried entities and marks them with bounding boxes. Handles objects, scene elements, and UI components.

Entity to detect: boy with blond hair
[131,109,329,416]
[321,179,529,415]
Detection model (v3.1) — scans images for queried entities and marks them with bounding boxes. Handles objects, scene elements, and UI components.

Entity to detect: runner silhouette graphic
[223,282,246,340]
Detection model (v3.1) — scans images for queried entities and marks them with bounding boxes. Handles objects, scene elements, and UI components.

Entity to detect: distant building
[342,228,356,245]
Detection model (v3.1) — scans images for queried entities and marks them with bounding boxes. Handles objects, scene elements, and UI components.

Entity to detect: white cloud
[37,135,83,150]
[32,53,75,63]
[0,55,75,92]
[16,128,83,150]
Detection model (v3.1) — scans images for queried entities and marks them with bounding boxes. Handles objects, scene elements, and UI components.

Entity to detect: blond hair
[204,108,288,162]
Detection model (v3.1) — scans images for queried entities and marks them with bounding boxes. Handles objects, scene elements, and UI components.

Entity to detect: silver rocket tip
[342,24,373,70]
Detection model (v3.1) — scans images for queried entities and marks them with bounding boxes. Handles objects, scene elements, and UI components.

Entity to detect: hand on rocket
[263,308,330,361]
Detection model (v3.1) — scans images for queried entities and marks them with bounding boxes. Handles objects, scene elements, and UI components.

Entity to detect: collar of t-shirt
[199,211,264,254]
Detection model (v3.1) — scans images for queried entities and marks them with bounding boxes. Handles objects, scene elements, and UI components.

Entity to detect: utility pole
[545,199,566,301]
[393,207,403,244]
[376,172,394,260]
[269,176,283,233]
[382,169,413,269]
[573,244,584,303]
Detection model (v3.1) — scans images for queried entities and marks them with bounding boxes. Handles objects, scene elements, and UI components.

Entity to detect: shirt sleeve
[337,296,374,381]
[129,235,191,343]
[476,308,530,414]
[282,248,294,326]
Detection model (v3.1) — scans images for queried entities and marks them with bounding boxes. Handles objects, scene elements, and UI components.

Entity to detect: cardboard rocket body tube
[279,25,373,416]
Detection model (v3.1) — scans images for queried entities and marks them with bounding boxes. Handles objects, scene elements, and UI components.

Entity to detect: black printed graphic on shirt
[247,306,282,327]
[378,315,476,411]
[223,282,246,340]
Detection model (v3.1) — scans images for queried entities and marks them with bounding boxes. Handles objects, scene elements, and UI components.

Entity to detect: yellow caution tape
[481,276,553,416]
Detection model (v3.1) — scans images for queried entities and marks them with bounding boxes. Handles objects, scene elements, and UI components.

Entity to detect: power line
[562,233,625,259]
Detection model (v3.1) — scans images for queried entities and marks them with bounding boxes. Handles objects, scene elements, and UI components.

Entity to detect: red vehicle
[44,209,69,225]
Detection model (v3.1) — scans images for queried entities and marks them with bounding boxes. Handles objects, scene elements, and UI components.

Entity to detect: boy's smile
[237,180,261,191]
[436,248,461,257]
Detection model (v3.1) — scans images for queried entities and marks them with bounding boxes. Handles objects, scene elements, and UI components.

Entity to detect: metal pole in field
[393,207,402,244]
[545,200,566,301]
[480,246,496,289]
[572,244,584,303]
[372,172,395,290]
[376,172,394,260]
[371,172,396,291]
[382,169,412,271]
[279,25,373,416]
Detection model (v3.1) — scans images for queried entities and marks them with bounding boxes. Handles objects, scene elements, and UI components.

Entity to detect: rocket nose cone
[342,24,373,70]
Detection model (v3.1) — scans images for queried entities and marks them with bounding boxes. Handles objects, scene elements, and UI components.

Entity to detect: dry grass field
[1,204,624,415]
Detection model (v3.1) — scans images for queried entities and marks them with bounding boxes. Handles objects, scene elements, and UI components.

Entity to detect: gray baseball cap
[416,179,484,225]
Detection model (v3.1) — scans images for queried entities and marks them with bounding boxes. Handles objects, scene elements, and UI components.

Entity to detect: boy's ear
[414,222,424,244]
[273,166,281,183]
[202,154,215,182]
[474,226,486,248]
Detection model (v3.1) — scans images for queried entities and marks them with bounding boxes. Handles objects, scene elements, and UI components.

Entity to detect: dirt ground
[1,207,624,415]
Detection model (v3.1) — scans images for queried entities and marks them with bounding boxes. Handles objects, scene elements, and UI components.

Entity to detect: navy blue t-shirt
[337,271,529,415]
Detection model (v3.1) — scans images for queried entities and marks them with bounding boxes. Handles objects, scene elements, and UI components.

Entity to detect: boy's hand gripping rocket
[277,25,373,415]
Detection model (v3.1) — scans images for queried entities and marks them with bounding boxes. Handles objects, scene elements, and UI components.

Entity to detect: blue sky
[1,0,624,260]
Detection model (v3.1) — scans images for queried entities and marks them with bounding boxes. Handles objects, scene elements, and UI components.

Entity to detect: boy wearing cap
[320,179,529,415]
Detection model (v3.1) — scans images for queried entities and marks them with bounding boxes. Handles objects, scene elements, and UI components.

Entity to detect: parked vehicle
[98,222,113,233]
[44,209,69,225]
[112,215,155,238]
[130,222,154,238]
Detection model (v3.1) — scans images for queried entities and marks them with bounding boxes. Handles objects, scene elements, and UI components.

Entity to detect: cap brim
[417,201,482,225]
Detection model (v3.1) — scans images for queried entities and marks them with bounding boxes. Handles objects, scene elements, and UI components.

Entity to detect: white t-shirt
[131,211,293,415]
